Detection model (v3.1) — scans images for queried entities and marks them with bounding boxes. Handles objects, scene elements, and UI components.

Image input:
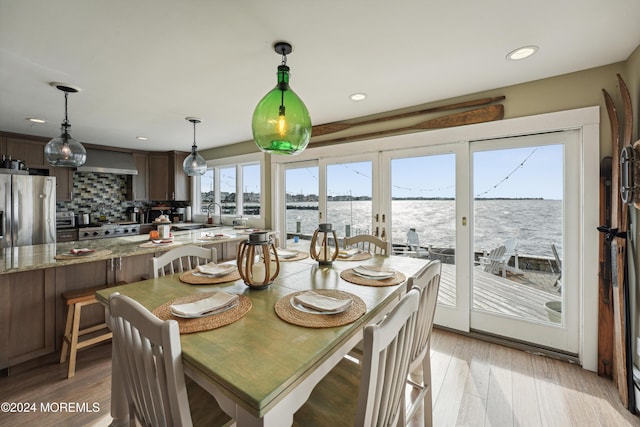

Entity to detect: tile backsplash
[56,172,150,221]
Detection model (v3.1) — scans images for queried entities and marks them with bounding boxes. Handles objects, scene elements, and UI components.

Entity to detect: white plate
[338,249,359,258]
[275,249,298,259]
[64,249,96,256]
[290,296,352,315]
[352,266,395,280]
[195,263,236,277]
[170,301,239,318]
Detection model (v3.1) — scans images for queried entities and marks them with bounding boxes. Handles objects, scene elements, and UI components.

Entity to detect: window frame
[193,152,265,223]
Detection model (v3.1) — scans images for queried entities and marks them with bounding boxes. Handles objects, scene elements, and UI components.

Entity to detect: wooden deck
[437,263,562,323]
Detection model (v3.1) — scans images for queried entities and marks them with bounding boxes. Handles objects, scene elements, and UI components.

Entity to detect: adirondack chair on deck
[478,238,523,278]
[478,245,507,276]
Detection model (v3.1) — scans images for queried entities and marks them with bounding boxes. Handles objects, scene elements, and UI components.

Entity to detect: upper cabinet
[5,136,46,168]
[3,134,73,201]
[148,152,170,201]
[127,152,148,201]
[169,151,190,201]
[148,151,191,201]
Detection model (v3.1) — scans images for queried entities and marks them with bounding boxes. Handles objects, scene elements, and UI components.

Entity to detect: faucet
[207,202,222,225]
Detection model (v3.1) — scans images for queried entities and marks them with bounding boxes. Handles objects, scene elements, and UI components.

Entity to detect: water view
[286,198,562,258]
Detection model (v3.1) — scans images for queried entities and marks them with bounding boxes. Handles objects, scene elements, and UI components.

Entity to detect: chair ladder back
[344,234,390,255]
[109,293,193,427]
[152,246,217,278]
[357,289,419,427]
[409,260,442,365]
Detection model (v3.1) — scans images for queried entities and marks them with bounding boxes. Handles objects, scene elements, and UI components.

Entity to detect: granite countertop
[0,226,263,275]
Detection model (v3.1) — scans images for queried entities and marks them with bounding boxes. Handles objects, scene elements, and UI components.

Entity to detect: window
[196,154,264,222]
[242,163,261,217]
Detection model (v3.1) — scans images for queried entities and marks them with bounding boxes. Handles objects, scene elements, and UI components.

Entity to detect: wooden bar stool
[60,286,114,378]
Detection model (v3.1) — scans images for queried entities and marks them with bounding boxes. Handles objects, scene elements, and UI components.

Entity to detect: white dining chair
[108,292,233,427]
[293,288,420,426]
[403,260,442,427]
[343,234,390,255]
[152,245,217,278]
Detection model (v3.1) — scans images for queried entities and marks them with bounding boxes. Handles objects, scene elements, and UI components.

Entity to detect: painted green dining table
[96,251,429,427]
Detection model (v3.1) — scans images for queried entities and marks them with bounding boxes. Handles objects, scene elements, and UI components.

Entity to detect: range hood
[77,148,138,175]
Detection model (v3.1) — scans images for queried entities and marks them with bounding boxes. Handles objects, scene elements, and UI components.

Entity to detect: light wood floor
[1,329,638,426]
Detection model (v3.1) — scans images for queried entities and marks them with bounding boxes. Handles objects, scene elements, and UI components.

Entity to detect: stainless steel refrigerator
[1,170,56,248]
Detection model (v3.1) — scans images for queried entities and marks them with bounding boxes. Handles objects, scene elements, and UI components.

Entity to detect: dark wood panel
[5,137,47,167]
[2,269,56,367]
[169,151,190,201]
[128,152,148,201]
[148,152,169,200]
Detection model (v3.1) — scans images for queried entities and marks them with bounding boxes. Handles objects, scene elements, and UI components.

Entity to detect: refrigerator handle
[0,210,4,238]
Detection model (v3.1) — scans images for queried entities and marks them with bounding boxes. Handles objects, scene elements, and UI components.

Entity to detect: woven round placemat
[338,252,373,261]
[139,241,182,248]
[179,269,241,285]
[54,249,113,260]
[276,251,309,262]
[340,268,406,287]
[274,290,366,328]
[152,292,251,334]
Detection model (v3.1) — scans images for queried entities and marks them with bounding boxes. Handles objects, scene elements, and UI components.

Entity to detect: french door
[280,153,378,241]
[469,131,580,353]
[273,109,597,360]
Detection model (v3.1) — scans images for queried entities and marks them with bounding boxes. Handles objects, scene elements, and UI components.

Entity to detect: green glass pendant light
[252,42,311,155]
[183,117,207,176]
[44,82,87,167]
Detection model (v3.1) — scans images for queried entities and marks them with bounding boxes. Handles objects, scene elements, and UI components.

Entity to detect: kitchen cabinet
[50,167,73,201]
[127,152,148,201]
[56,228,78,242]
[5,136,47,167]
[2,134,74,201]
[0,269,56,369]
[169,151,191,201]
[106,252,156,284]
[148,152,169,200]
[148,151,191,201]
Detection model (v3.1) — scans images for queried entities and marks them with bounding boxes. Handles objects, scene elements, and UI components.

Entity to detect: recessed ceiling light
[27,118,47,123]
[506,45,539,61]
[136,136,148,141]
[350,93,367,101]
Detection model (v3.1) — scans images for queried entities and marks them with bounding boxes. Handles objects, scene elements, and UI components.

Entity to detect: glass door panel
[284,165,319,238]
[470,131,579,353]
[325,161,373,238]
[390,154,456,306]
[382,142,468,332]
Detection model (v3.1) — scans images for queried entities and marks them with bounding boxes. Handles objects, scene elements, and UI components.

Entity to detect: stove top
[77,222,141,240]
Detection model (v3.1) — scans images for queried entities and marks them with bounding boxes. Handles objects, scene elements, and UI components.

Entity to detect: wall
[55,172,147,222]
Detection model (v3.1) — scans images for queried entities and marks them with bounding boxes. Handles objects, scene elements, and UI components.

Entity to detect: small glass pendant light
[44,82,86,168]
[183,117,207,176]
[252,41,311,155]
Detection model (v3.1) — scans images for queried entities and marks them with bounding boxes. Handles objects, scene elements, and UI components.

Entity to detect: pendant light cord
[279,51,287,115]
[63,92,70,128]
[192,120,197,148]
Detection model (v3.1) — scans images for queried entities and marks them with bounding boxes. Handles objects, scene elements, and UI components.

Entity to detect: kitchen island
[0,225,255,274]
[0,226,261,372]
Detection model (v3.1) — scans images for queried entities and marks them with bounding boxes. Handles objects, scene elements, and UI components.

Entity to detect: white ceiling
[1,0,639,153]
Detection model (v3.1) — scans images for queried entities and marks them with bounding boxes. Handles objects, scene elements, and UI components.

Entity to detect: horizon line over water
[285,199,562,258]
